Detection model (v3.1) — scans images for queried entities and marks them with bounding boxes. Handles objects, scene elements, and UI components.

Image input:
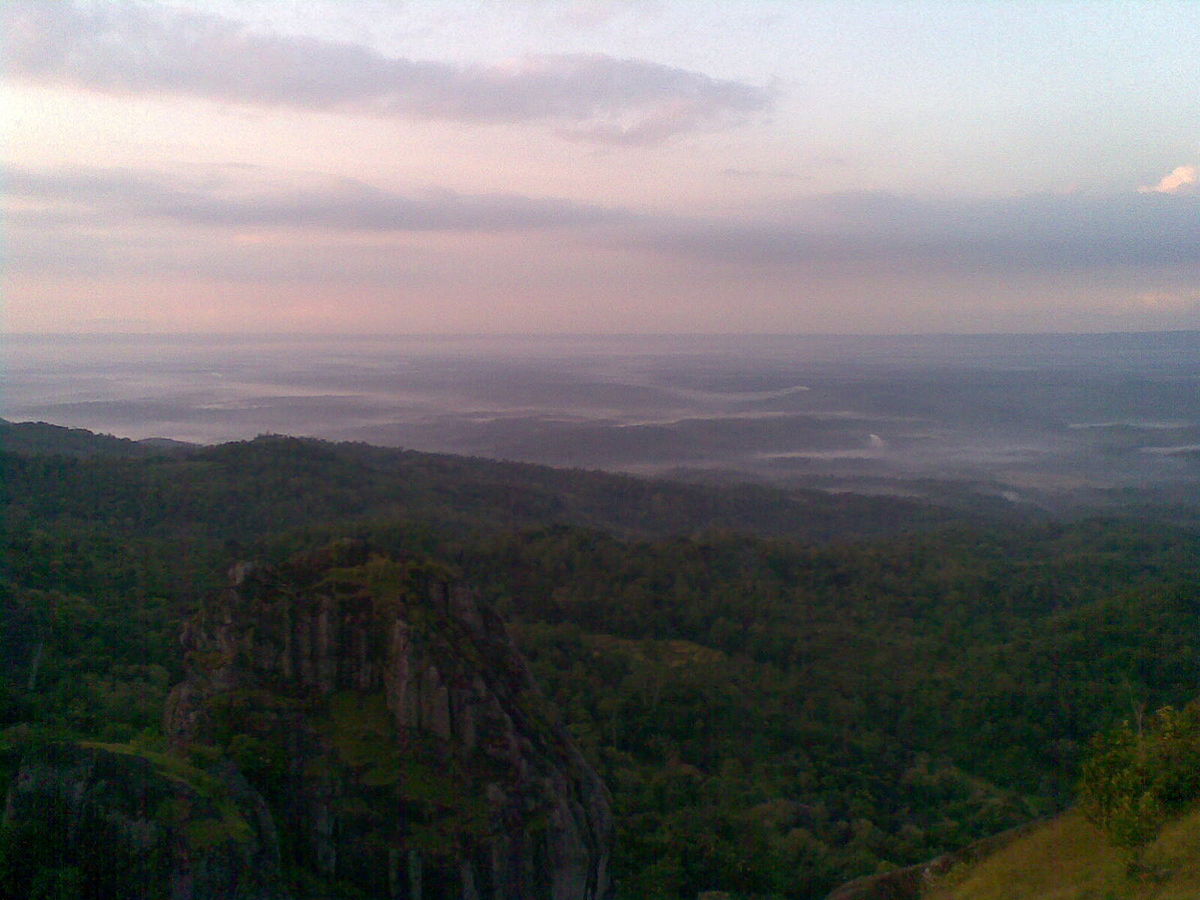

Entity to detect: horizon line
[5,328,1199,340]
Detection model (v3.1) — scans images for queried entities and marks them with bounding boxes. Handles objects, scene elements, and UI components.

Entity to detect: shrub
[1077,702,1200,851]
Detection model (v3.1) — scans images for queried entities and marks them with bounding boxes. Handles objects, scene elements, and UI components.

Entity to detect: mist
[5,332,1199,511]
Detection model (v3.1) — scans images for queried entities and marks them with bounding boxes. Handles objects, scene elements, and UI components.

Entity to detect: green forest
[3,423,1199,898]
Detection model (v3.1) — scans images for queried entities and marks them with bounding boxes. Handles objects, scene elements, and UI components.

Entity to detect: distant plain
[7,331,1199,512]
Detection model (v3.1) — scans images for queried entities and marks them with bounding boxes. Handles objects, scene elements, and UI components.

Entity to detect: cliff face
[164,541,614,900]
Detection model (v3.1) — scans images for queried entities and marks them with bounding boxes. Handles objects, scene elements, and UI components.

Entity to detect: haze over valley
[7,331,1199,516]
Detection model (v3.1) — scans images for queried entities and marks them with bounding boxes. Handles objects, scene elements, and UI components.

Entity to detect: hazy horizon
[7,331,1198,513]
[9,327,1200,338]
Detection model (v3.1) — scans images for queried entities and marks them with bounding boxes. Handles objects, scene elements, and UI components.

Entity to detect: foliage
[1077,701,1200,852]
[3,424,1200,897]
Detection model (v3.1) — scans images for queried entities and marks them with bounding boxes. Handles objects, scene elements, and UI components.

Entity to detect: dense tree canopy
[2,424,1198,897]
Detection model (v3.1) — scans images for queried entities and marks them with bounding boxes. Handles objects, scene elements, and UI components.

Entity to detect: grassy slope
[925,807,1200,900]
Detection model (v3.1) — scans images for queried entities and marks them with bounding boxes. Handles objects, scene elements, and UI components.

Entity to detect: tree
[1077,702,1200,854]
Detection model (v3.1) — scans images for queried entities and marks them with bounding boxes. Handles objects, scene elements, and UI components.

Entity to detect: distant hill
[0,419,970,543]
[0,419,197,459]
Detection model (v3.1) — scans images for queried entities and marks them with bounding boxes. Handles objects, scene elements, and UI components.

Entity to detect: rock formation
[164,540,614,900]
[2,741,287,899]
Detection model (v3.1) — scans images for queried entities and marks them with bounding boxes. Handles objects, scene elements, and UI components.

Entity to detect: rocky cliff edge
[163,540,614,900]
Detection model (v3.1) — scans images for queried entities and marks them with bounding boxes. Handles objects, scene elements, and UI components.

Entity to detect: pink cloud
[3,0,768,145]
[1138,164,1198,195]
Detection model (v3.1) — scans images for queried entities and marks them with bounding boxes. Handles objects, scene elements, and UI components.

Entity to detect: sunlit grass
[926,806,1200,900]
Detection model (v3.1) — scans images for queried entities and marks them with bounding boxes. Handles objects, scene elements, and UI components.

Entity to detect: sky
[2,0,1198,335]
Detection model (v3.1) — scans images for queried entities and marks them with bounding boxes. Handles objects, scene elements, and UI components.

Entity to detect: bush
[1077,701,1200,851]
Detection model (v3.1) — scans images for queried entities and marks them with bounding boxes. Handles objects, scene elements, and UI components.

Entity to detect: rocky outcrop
[822,821,1041,900]
[164,541,614,900]
[1,742,287,899]
[822,859,946,900]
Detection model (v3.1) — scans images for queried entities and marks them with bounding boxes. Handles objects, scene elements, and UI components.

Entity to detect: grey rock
[165,542,614,900]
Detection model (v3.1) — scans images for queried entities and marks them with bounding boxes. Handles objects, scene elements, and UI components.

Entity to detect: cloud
[1133,291,1199,311]
[628,190,1200,270]
[719,167,807,180]
[544,0,657,29]
[3,0,769,144]
[5,164,631,232]
[10,162,1198,288]
[1139,165,1198,195]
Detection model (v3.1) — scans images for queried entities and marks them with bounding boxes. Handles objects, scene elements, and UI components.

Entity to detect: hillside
[0,420,974,545]
[923,807,1200,900]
